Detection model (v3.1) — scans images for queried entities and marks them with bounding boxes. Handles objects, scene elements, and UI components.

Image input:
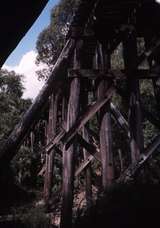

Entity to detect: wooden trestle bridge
[1,0,160,227]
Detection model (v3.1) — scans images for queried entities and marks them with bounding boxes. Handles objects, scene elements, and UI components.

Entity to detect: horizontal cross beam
[68,69,160,80]
[46,86,114,153]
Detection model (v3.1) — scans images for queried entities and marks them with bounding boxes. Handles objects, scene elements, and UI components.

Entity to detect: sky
[3,0,59,100]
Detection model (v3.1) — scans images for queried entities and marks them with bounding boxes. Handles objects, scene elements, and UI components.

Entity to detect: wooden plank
[68,69,103,78]
[68,69,125,79]
[37,126,65,156]
[0,39,75,165]
[118,134,160,183]
[97,43,114,189]
[60,42,81,228]
[75,155,94,177]
[45,86,114,154]
[86,127,99,141]
[30,131,34,153]
[110,102,129,134]
[38,146,62,177]
[118,149,124,173]
[44,92,59,205]
[75,150,100,177]
[68,68,160,80]
[116,86,160,130]
[123,29,144,163]
[38,165,45,176]
[46,128,66,153]
[77,134,100,161]
[61,77,80,228]
[62,86,115,147]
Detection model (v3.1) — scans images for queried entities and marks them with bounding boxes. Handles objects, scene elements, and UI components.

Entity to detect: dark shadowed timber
[60,78,81,228]
[0,0,100,166]
[60,41,82,228]
[42,85,114,155]
[123,29,144,163]
[0,39,75,165]
[110,103,129,134]
[2,0,160,226]
[118,134,160,183]
[44,92,59,205]
[96,42,114,190]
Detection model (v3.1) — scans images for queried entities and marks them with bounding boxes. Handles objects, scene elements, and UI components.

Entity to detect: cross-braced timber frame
[1,0,160,227]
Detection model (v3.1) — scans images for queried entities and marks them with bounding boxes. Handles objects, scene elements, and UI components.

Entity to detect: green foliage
[36,0,80,80]
[0,69,31,141]
[11,145,42,187]
[0,69,40,189]
[140,79,159,147]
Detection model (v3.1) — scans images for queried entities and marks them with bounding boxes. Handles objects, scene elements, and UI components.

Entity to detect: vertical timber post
[123,29,144,163]
[30,131,34,153]
[81,83,92,208]
[60,41,81,228]
[44,92,59,206]
[97,43,114,190]
[151,58,160,113]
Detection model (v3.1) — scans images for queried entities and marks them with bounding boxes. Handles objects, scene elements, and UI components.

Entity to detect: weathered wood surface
[60,77,80,228]
[118,149,124,173]
[30,131,34,153]
[63,86,115,148]
[61,41,82,228]
[77,134,100,160]
[44,86,114,155]
[83,127,92,208]
[123,29,143,163]
[46,128,66,154]
[116,86,160,130]
[118,134,160,183]
[75,149,100,177]
[110,102,129,135]
[97,43,114,189]
[0,39,75,165]
[44,92,59,205]
[69,68,160,80]
[75,154,94,177]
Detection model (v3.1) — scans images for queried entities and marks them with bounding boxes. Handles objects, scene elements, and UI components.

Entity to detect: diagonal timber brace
[63,86,115,148]
[110,102,129,134]
[118,134,160,183]
[44,86,114,153]
[0,39,76,165]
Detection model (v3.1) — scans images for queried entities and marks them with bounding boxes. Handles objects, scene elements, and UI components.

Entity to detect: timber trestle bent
[1,0,160,227]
